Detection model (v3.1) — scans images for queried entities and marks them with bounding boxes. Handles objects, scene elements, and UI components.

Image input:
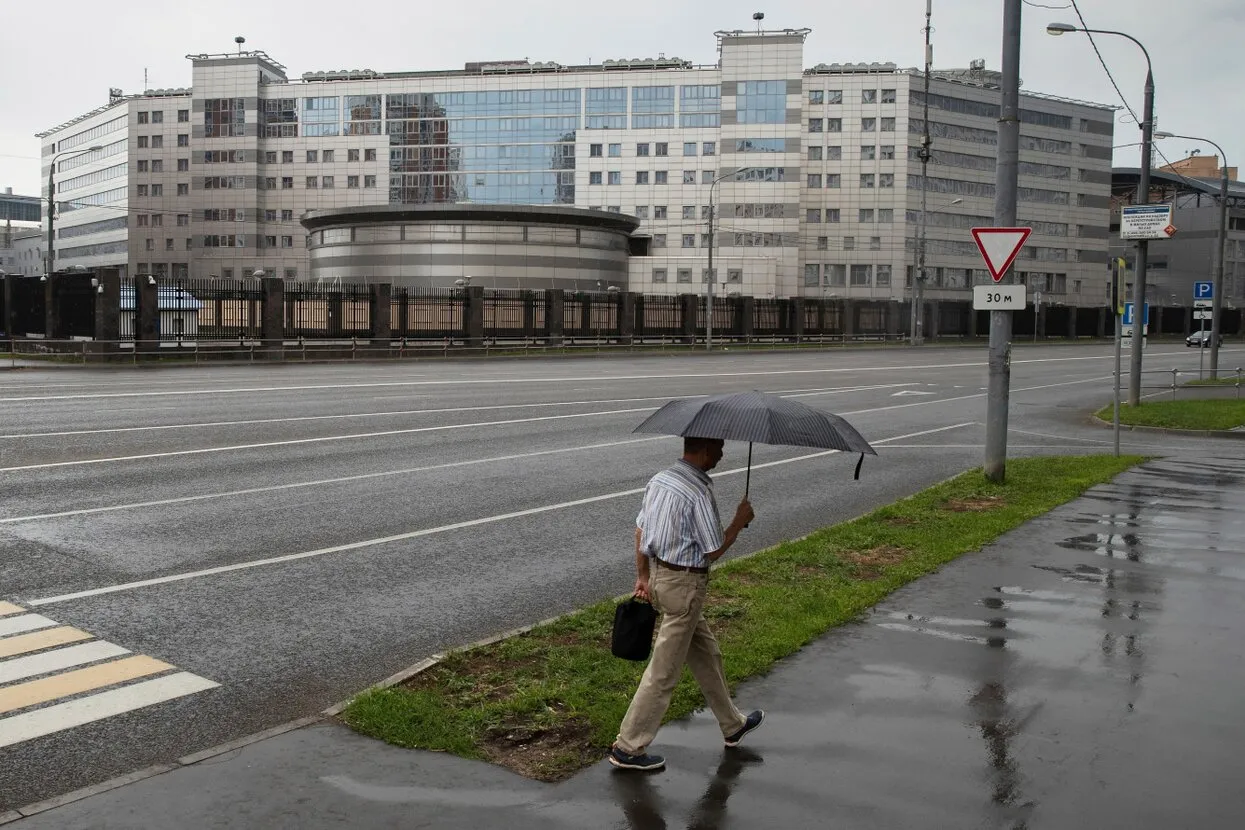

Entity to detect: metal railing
[1129,366,1245,400]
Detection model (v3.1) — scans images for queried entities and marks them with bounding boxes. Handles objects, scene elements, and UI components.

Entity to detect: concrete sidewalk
[10,456,1245,829]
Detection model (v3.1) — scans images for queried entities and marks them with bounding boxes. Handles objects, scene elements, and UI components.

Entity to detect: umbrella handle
[744,442,753,528]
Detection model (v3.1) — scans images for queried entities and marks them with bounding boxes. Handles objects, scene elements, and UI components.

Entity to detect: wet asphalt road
[0,344,1236,810]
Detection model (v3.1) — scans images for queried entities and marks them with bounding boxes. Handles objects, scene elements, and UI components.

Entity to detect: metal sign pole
[1199,312,1206,380]
[1114,305,1122,457]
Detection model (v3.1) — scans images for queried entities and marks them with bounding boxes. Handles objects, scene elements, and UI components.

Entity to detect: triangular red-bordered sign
[971,227,1032,283]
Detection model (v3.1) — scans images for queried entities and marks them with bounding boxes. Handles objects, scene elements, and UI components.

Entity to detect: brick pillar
[134,275,159,353]
[260,277,284,358]
[464,285,484,346]
[740,296,755,339]
[545,290,565,346]
[1097,307,1108,338]
[1066,307,1077,339]
[1035,304,1047,339]
[1,273,13,339]
[789,297,805,340]
[886,300,899,337]
[927,300,940,340]
[843,299,855,337]
[93,268,121,346]
[681,293,698,344]
[44,274,61,339]
[619,292,636,343]
[371,283,391,344]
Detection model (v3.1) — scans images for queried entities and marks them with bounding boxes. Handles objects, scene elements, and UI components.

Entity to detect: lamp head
[88,145,104,152]
[1046,22,1077,35]
[147,275,156,286]
[251,269,265,278]
[1152,131,1174,140]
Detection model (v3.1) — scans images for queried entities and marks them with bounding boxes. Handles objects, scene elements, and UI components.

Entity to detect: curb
[1090,414,1245,440]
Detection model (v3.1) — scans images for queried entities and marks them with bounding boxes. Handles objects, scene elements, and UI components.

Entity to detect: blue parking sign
[1194,281,1214,300]
[1123,303,1150,326]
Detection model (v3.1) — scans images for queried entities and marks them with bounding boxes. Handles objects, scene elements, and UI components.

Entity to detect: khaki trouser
[615,564,747,754]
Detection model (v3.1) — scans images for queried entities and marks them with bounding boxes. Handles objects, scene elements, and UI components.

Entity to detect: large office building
[35,27,1116,303]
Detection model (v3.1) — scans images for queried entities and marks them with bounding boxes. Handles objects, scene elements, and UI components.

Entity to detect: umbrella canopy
[633,391,876,455]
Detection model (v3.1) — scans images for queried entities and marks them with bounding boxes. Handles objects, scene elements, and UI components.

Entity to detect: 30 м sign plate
[973,284,1028,310]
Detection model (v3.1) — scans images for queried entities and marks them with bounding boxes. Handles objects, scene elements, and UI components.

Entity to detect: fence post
[371,283,392,349]
[261,277,284,360]
[546,290,565,347]
[927,300,941,342]
[681,294,697,345]
[522,290,536,340]
[465,285,485,347]
[1172,368,1178,400]
[843,299,856,339]
[619,292,636,344]
[134,275,159,358]
[92,267,122,359]
[740,296,756,341]
[44,273,63,340]
[789,297,805,342]
[1,273,14,341]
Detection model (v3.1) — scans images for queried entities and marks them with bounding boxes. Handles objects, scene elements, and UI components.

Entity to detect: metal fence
[123,278,266,341]
[636,295,683,339]
[393,287,463,339]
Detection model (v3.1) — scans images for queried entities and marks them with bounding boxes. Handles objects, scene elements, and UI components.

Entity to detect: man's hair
[684,436,724,455]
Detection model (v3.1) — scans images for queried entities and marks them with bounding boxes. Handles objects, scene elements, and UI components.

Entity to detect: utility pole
[984,0,1022,483]
[1209,155,1229,379]
[707,199,715,351]
[1128,70,1156,406]
[911,0,933,346]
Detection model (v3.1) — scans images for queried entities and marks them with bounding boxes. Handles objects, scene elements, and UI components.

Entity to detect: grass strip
[341,454,1144,781]
[1095,399,1245,431]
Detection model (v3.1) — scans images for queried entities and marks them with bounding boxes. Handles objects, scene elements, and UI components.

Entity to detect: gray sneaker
[609,746,666,771]
[724,710,765,747]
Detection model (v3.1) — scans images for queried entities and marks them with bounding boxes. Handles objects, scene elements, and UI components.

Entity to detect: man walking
[610,436,764,772]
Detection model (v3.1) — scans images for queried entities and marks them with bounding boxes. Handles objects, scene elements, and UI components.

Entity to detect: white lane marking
[0,437,665,524]
[0,614,58,638]
[0,350,1205,403]
[838,374,1114,419]
[26,422,974,606]
[1008,428,1111,445]
[0,641,130,685]
[0,672,219,750]
[0,384,912,440]
[891,390,934,397]
[0,407,654,474]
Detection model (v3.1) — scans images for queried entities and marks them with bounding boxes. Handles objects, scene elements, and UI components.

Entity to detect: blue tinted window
[586,88,627,114]
[737,81,787,124]
[632,86,675,113]
[303,97,339,137]
[736,138,786,153]
[680,85,721,113]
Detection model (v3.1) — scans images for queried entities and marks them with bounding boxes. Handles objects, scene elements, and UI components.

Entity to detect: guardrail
[1130,367,1245,400]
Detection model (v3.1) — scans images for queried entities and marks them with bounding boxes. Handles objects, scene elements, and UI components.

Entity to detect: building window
[826,174,841,188]
[737,80,786,124]
[655,142,669,156]
[322,176,334,188]
[652,233,667,248]
[677,268,692,283]
[826,209,841,223]
[285,268,298,279]
[177,183,188,195]
[281,210,293,221]
[151,214,162,227]
[137,136,148,149]
[264,235,277,248]
[145,238,154,251]
[881,89,897,104]
[881,117,896,132]
[649,170,664,184]
[264,176,277,190]
[827,118,842,132]
[701,205,712,220]
[637,143,650,157]
[283,151,294,163]
[682,234,696,248]
[635,206,649,219]
[322,150,335,163]
[851,264,872,285]
[808,118,824,133]
[702,171,714,185]
[365,149,377,162]
[152,111,164,124]
[306,176,318,189]
[683,142,697,157]
[683,170,696,184]
[136,184,148,197]
[879,145,895,160]
[809,90,824,104]
[177,109,189,122]
[806,209,822,223]
[825,264,846,286]
[348,175,359,188]
[177,214,189,226]
[608,171,621,185]
[844,236,855,251]
[636,171,650,184]
[861,118,876,132]
[859,209,874,223]
[808,146,823,161]
[609,143,622,157]
[177,134,189,147]
[877,264,893,286]
[151,135,163,149]
[804,264,820,287]
[653,268,668,283]
[348,149,360,162]
[703,142,716,156]
[265,209,277,221]
[282,177,294,189]
[727,268,742,283]
[862,90,878,104]
[807,174,822,188]
[137,112,149,124]
[861,146,876,161]
[136,214,148,227]
[151,160,163,173]
[177,158,189,171]
[682,205,696,219]
[827,146,842,160]
[861,174,875,188]
[878,209,894,223]
[589,172,602,185]
[869,237,882,250]
[281,236,293,248]
[306,150,318,163]
[654,205,668,219]
[137,160,149,172]
[880,173,895,188]
[590,144,603,157]
[364,175,376,188]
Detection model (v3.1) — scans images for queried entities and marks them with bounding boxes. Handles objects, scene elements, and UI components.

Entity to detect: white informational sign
[1195,299,1213,310]
[1195,309,1214,320]
[972,284,1028,310]
[1120,205,1176,240]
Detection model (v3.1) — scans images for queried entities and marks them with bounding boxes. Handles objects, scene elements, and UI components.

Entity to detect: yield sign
[971,227,1032,283]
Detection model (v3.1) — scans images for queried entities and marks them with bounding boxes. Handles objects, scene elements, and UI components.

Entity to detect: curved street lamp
[1047,22,1154,406]
[1153,131,1231,378]
[45,145,105,276]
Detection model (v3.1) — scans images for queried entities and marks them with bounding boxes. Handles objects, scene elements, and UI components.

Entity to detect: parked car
[1186,330,1223,348]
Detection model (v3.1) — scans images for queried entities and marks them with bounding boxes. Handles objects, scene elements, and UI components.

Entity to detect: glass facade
[737,81,787,124]
[204,98,245,138]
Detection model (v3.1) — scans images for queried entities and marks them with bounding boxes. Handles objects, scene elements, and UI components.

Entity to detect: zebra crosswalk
[0,601,217,749]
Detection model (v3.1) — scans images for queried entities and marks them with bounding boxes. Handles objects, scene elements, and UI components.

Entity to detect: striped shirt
[635,460,724,569]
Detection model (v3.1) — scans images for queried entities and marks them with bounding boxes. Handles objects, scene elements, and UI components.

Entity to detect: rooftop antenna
[235,35,246,56]
[143,68,148,90]
[752,11,764,32]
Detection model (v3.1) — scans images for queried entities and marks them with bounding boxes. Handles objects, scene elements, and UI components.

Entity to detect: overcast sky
[1,0,1240,198]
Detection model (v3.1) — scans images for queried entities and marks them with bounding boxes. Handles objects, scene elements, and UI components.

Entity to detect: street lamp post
[706,167,764,351]
[1047,22,1154,406]
[1154,132,1230,378]
[45,145,105,276]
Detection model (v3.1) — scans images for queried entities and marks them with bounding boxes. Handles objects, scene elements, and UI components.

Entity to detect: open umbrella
[633,390,877,495]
